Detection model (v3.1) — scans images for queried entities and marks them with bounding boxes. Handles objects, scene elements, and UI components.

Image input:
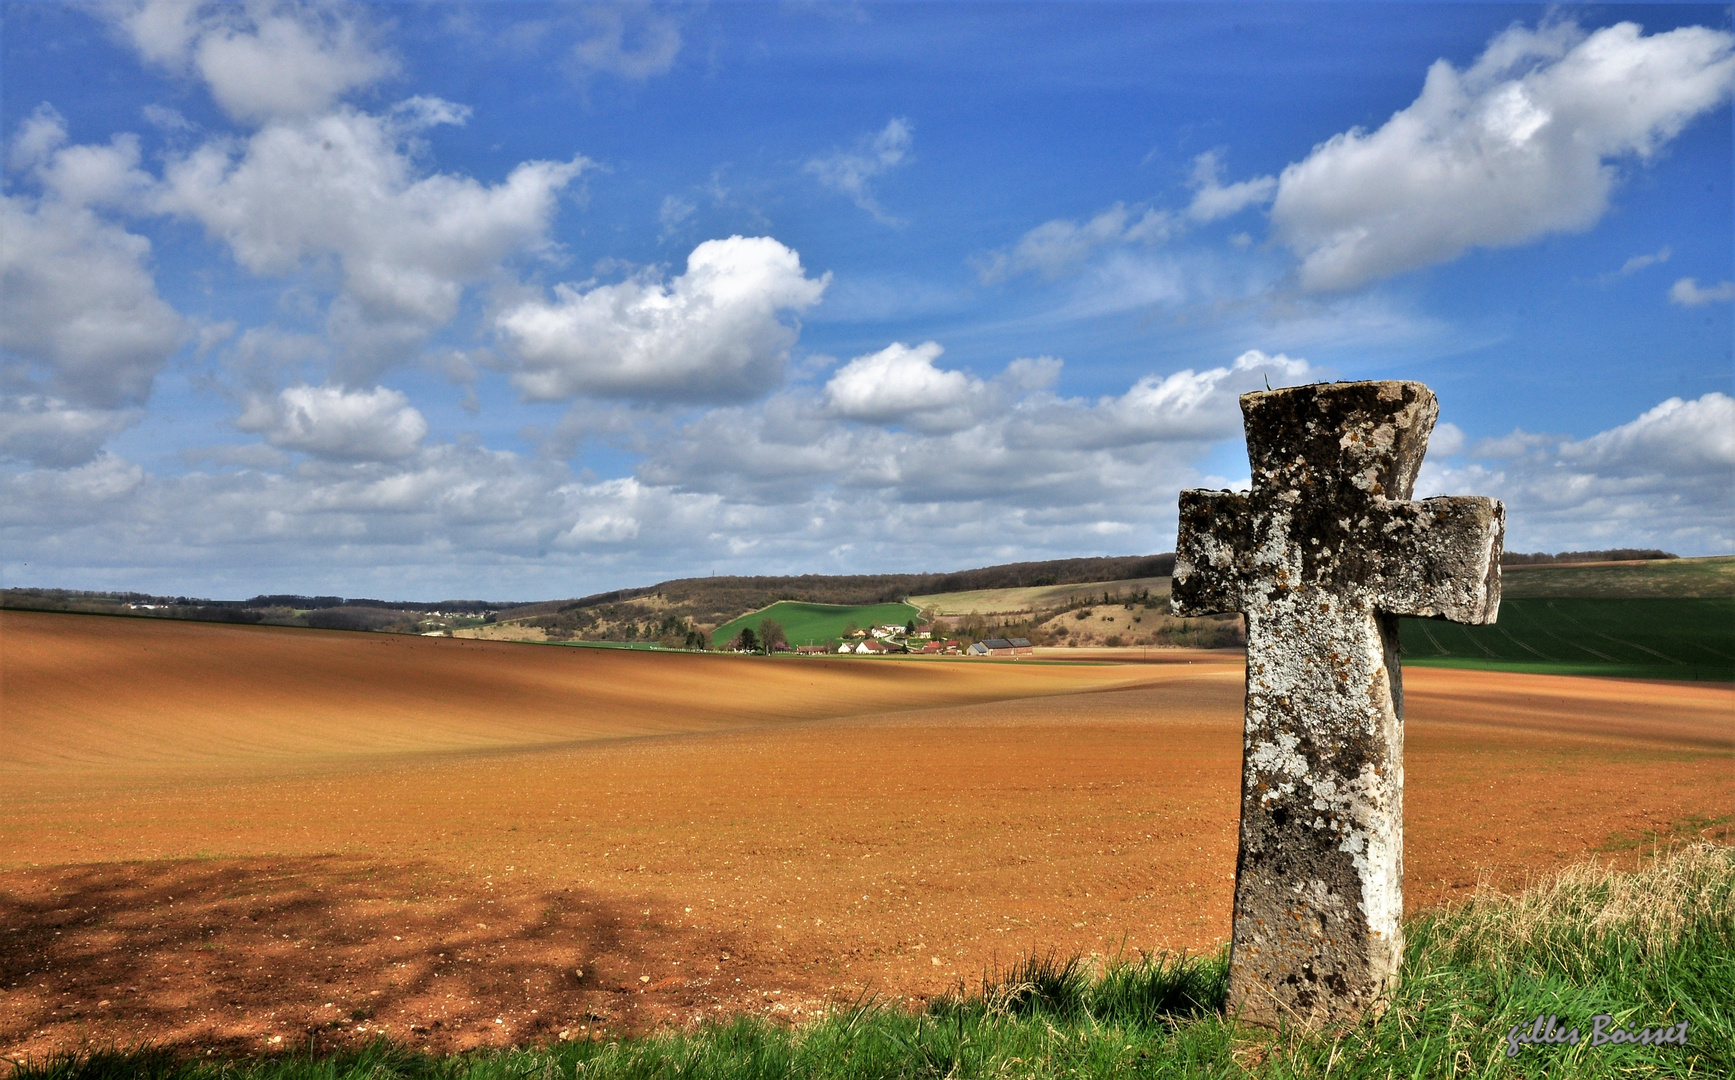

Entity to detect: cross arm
[1366,495,1505,623]
[1171,489,1256,616]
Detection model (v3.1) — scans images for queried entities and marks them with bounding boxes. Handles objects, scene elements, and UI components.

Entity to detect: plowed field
[2,610,1729,1061]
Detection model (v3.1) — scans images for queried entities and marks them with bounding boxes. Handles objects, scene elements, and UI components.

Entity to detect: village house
[966,637,1034,657]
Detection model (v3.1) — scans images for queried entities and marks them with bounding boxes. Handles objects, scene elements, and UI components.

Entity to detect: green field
[1502,555,1735,598]
[709,600,923,650]
[1402,597,1734,681]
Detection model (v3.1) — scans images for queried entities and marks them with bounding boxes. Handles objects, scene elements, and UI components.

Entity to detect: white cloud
[1270,20,1735,292]
[8,105,156,211]
[1669,277,1735,306]
[804,118,913,223]
[975,202,1174,283]
[1418,393,1734,553]
[36,356,1722,596]
[141,103,199,134]
[113,0,396,124]
[497,236,830,403]
[1427,421,1466,457]
[1594,245,1673,286]
[0,397,139,468]
[1102,351,1311,443]
[236,384,428,462]
[1558,393,1735,475]
[641,347,1312,509]
[154,105,591,375]
[0,194,184,409]
[0,440,751,596]
[1186,151,1276,223]
[658,194,696,236]
[824,341,984,431]
[1618,246,1671,276]
[569,4,682,81]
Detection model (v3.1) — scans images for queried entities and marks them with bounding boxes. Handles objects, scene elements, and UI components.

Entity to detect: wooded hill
[500,554,1178,638]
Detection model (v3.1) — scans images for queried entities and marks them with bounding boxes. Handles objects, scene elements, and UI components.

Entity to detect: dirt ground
[2,611,1730,1062]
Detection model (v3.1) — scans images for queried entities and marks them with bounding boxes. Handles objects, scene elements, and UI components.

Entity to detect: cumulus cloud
[1669,277,1735,306]
[236,384,428,462]
[0,194,184,409]
[0,440,750,596]
[642,347,1312,509]
[1418,392,1734,553]
[153,104,591,375]
[569,4,682,81]
[112,0,396,124]
[0,397,139,468]
[804,118,913,223]
[1,109,182,471]
[1,346,1315,596]
[1186,150,1276,223]
[975,202,1174,283]
[824,341,984,430]
[1558,393,1735,475]
[9,105,158,218]
[1270,20,1735,292]
[76,350,1721,596]
[497,236,830,404]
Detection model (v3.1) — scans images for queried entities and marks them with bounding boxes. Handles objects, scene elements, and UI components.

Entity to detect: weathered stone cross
[1172,380,1503,1027]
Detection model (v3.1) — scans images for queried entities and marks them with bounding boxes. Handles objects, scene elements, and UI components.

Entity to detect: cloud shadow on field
[0,854,756,1059]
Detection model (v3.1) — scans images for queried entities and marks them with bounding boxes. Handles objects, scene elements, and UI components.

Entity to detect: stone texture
[1172,380,1504,1027]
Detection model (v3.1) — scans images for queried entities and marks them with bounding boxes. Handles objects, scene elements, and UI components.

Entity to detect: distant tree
[904,619,917,635]
[684,627,710,651]
[731,626,758,652]
[758,618,787,653]
[843,621,859,637]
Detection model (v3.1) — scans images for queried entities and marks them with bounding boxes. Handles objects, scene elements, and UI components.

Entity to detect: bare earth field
[2,610,1730,1062]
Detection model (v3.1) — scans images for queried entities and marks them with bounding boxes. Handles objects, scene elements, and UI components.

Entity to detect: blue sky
[3,2,1731,600]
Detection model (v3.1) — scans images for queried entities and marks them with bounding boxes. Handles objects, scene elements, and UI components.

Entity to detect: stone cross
[1171,380,1503,1027]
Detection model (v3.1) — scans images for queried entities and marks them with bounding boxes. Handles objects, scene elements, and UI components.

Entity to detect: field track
[1,610,1729,1060]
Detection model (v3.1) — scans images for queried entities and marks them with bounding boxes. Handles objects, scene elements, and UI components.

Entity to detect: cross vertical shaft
[1172,380,1503,1026]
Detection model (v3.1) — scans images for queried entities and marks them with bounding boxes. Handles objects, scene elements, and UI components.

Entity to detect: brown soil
[1,611,1729,1062]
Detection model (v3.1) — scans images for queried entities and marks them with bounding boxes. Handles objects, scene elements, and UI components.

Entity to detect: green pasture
[710,600,923,650]
[1402,597,1734,681]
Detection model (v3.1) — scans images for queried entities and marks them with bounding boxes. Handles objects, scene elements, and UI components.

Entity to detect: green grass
[710,601,923,650]
[1401,598,1734,681]
[12,844,1731,1079]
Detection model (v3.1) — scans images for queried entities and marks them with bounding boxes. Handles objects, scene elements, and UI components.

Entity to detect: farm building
[795,645,829,655]
[967,637,1034,657]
